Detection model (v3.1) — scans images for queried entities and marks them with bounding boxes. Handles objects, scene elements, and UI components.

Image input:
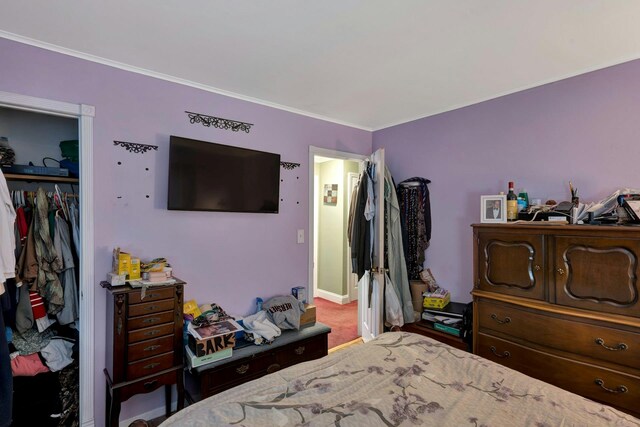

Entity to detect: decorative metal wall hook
[113,140,158,154]
[280,162,300,170]
[185,111,253,133]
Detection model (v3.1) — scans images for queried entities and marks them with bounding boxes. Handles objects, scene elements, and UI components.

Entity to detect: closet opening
[309,147,366,350]
[0,91,95,427]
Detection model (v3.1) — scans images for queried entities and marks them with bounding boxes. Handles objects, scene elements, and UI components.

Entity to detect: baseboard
[315,289,350,304]
[119,399,178,427]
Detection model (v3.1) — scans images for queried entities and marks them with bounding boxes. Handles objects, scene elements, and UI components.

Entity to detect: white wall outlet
[297,229,304,244]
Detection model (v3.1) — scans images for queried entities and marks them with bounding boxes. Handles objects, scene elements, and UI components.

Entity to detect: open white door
[359,148,385,342]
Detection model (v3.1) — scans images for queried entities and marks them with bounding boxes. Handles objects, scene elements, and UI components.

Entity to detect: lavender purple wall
[373,59,640,304]
[0,37,372,423]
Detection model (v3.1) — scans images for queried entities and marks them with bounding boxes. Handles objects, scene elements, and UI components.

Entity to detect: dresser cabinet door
[553,236,640,318]
[476,232,545,300]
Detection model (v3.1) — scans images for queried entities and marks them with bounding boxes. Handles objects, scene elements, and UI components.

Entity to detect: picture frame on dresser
[481,194,507,223]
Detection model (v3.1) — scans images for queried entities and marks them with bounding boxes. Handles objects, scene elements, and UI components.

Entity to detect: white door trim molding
[0,90,95,427]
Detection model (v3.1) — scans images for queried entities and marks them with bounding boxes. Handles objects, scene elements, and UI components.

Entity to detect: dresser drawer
[128,287,175,305]
[128,322,174,344]
[477,299,640,370]
[276,335,327,368]
[201,352,274,396]
[127,352,175,379]
[128,299,175,317]
[119,369,181,402]
[477,333,640,415]
[128,335,175,362]
[128,311,174,330]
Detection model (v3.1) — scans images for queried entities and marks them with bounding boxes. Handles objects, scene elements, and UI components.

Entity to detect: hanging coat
[33,188,64,314]
[384,167,414,324]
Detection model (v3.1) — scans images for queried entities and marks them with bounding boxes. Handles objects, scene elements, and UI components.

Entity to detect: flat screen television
[167,136,280,213]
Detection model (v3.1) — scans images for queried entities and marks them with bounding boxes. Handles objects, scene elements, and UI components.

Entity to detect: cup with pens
[570,182,579,206]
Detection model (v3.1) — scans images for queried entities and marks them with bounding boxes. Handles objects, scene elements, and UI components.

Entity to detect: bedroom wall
[0,37,372,424]
[317,160,345,296]
[373,58,640,304]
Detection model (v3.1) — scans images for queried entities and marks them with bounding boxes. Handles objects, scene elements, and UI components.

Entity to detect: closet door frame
[0,90,95,427]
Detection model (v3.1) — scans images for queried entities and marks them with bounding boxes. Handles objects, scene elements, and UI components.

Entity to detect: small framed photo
[481,195,507,223]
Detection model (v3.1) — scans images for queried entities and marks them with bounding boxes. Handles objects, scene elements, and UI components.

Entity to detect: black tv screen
[167,136,280,213]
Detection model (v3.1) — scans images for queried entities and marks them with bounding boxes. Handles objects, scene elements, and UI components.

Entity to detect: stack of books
[421,302,466,337]
[185,318,243,369]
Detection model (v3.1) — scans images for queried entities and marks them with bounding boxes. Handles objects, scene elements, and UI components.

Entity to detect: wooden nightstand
[402,320,469,352]
[102,280,185,427]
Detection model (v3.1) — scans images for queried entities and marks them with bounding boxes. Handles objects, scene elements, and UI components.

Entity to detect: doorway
[308,147,366,349]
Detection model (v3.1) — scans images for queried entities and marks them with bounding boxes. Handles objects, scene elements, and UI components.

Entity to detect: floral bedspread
[162,332,639,426]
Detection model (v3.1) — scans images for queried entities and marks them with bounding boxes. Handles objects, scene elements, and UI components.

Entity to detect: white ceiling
[1,1,640,130]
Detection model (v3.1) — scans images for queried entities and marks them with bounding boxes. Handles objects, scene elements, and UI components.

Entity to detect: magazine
[188,318,243,340]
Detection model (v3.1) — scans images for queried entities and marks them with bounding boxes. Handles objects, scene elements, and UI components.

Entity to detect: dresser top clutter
[471,223,640,418]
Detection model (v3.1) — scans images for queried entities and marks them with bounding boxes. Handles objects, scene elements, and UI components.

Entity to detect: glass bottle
[507,181,518,221]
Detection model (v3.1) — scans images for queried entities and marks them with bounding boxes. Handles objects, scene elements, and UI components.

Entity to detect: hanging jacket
[33,188,64,314]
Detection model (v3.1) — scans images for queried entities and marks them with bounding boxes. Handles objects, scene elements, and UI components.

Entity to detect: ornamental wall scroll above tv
[185,111,253,133]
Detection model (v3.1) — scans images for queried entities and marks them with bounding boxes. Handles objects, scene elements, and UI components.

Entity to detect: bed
[161,332,640,426]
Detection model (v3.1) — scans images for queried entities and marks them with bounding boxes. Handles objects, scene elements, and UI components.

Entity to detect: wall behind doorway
[316,158,359,300]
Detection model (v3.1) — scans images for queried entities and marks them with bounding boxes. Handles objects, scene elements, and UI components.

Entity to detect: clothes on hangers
[397,177,432,280]
[54,216,78,325]
[0,169,17,297]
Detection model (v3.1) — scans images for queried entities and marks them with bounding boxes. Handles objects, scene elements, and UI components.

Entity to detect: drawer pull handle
[267,363,281,374]
[144,330,160,337]
[142,317,160,324]
[595,338,628,351]
[534,265,541,271]
[294,346,305,355]
[145,305,159,311]
[143,345,161,352]
[143,362,160,370]
[557,268,565,275]
[489,346,510,359]
[594,378,628,394]
[147,293,159,299]
[236,364,249,374]
[490,314,511,324]
[143,380,158,389]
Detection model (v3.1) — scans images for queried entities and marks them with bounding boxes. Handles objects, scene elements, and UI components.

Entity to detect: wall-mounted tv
[167,135,281,213]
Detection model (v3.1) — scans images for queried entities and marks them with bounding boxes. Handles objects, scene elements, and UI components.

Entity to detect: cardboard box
[106,272,126,287]
[187,319,243,357]
[423,293,450,309]
[117,252,131,276]
[129,258,141,280]
[291,286,307,304]
[185,345,232,369]
[300,303,316,326]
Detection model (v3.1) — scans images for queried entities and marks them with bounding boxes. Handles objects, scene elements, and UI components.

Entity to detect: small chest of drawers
[102,280,185,427]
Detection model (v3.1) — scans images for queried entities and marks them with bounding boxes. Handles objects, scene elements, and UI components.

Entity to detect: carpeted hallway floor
[314,297,359,349]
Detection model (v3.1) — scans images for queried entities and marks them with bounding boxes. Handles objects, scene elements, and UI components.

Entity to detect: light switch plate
[297,229,304,244]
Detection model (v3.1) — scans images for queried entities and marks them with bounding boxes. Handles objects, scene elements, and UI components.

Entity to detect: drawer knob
[143,379,158,389]
[557,268,565,275]
[490,314,511,325]
[146,305,159,311]
[267,363,281,374]
[294,346,305,355]
[144,330,160,337]
[143,344,161,352]
[489,346,510,359]
[142,317,160,324]
[143,362,160,370]
[594,378,628,394]
[595,338,628,351]
[236,364,249,374]
[534,265,541,271]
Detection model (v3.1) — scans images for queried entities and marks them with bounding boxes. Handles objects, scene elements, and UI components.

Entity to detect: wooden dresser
[185,322,330,401]
[472,224,640,418]
[102,280,185,427]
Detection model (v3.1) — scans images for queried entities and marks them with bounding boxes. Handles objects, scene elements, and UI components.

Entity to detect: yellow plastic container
[423,293,450,309]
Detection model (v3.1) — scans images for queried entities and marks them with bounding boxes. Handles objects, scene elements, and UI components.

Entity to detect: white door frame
[308,146,367,307]
[0,91,95,427]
